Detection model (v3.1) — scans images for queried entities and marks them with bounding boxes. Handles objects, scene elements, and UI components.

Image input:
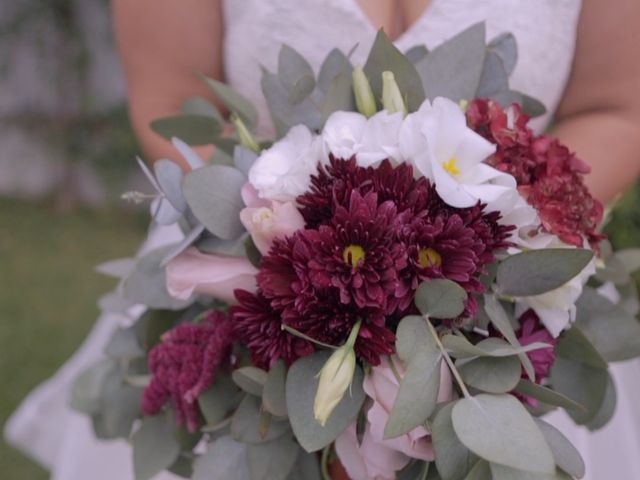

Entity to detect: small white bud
[231,113,260,153]
[352,66,377,118]
[381,71,406,116]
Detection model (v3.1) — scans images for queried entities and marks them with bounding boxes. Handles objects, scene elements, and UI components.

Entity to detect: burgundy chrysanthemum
[514,309,558,407]
[298,157,431,228]
[230,289,314,369]
[466,98,604,248]
[141,311,235,432]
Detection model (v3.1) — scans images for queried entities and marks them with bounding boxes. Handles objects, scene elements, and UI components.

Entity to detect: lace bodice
[222,0,582,135]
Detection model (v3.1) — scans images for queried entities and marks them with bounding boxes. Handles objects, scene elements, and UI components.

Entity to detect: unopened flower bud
[313,321,361,426]
[231,113,260,153]
[352,66,377,118]
[381,71,406,116]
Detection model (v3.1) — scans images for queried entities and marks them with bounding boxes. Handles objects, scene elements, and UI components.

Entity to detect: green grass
[0,199,146,479]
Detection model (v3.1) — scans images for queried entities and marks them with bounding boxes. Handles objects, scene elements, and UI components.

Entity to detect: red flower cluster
[141,311,235,432]
[466,99,604,247]
[232,158,513,367]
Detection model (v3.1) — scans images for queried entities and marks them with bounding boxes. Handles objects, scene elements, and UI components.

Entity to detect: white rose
[322,110,403,167]
[399,97,516,209]
[248,125,320,202]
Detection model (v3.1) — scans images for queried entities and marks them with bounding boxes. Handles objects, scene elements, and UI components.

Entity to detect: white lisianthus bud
[231,113,260,153]
[313,321,361,426]
[352,66,377,118]
[381,71,406,116]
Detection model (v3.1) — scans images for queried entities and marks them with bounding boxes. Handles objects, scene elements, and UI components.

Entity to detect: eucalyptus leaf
[263,360,288,417]
[415,279,467,319]
[614,248,640,274]
[93,368,142,439]
[167,453,193,478]
[574,286,640,362]
[496,248,593,297]
[550,357,608,425]
[416,23,486,102]
[585,372,617,431]
[278,45,315,92]
[475,51,509,98]
[432,402,478,480]
[534,418,585,479]
[385,317,441,437]
[104,326,144,359]
[201,75,258,128]
[555,327,608,369]
[317,48,353,94]
[488,32,517,75]
[69,359,115,415]
[232,366,268,396]
[234,146,259,176]
[154,159,187,212]
[517,92,547,118]
[320,70,356,124]
[247,435,299,480]
[489,463,558,480]
[192,436,251,480]
[123,246,192,310]
[287,450,322,480]
[483,295,536,381]
[443,335,551,359]
[159,224,206,267]
[285,351,365,452]
[463,461,491,480]
[364,29,426,111]
[198,374,241,426]
[95,258,136,278]
[182,96,224,123]
[132,414,180,480]
[451,394,555,474]
[151,114,222,145]
[182,164,246,240]
[457,355,521,394]
[98,291,136,314]
[513,379,586,412]
[405,45,429,64]
[231,395,290,444]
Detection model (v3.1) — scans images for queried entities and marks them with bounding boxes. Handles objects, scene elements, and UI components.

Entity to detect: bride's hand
[113,0,224,170]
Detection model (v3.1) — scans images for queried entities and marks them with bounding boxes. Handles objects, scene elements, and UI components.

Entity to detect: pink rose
[336,356,453,479]
[165,247,258,303]
[239,202,305,255]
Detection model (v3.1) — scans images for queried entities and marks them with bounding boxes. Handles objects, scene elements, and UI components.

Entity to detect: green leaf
[182,164,246,240]
[317,48,353,93]
[263,360,288,417]
[287,451,322,480]
[534,418,585,478]
[443,335,551,359]
[150,114,222,145]
[232,366,268,396]
[231,395,290,444]
[182,96,224,123]
[104,326,144,359]
[488,32,517,75]
[556,327,608,369]
[496,248,593,297]
[415,279,467,319]
[483,295,536,382]
[614,248,640,274]
[320,69,356,125]
[517,92,547,118]
[432,402,478,480]
[285,351,365,452]
[489,463,560,480]
[416,23,486,102]
[248,435,299,480]
[233,145,259,176]
[364,29,426,111]
[451,394,555,474]
[123,246,191,309]
[575,287,640,362]
[132,414,180,480]
[550,357,608,425]
[385,317,441,438]
[585,371,617,431]
[513,379,586,412]
[463,461,491,480]
[476,51,509,98]
[201,75,258,128]
[405,45,429,64]
[192,436,251,480]
[198,374,241,426]
[154,159,187,213]
[457,356,521,394]
[278,45,316,104]
[69,359,115,415]
[167,453,194,478]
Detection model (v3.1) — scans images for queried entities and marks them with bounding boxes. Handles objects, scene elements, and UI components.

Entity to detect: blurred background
[1,2,639,479]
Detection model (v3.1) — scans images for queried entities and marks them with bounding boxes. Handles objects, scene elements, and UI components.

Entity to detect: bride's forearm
[553,109,640,204]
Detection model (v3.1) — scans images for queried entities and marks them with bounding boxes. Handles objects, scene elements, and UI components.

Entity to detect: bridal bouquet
[72,25,640,480]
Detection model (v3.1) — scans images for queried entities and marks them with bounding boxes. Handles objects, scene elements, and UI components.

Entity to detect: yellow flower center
[418,248,442,269]
[343,244,366,268]
[443,157,460,176]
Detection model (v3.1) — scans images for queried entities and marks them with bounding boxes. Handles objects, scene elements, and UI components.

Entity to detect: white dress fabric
[6,1,640,479]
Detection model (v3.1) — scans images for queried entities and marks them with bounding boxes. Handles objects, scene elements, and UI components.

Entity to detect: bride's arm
[112,0,223,169]
[554,0,640,203]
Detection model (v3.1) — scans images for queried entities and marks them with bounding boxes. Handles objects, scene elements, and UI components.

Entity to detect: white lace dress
[6,1,640,478]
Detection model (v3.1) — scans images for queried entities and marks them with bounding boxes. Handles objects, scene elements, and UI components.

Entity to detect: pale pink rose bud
[239,201,305,255]
[165,247,258,303]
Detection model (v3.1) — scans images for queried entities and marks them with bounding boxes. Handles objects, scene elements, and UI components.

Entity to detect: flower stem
[281,324,337,349]
[320,445,332,480]
[424,316,472,399]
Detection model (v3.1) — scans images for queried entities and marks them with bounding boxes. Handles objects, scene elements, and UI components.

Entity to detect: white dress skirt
[6,0,640,478]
